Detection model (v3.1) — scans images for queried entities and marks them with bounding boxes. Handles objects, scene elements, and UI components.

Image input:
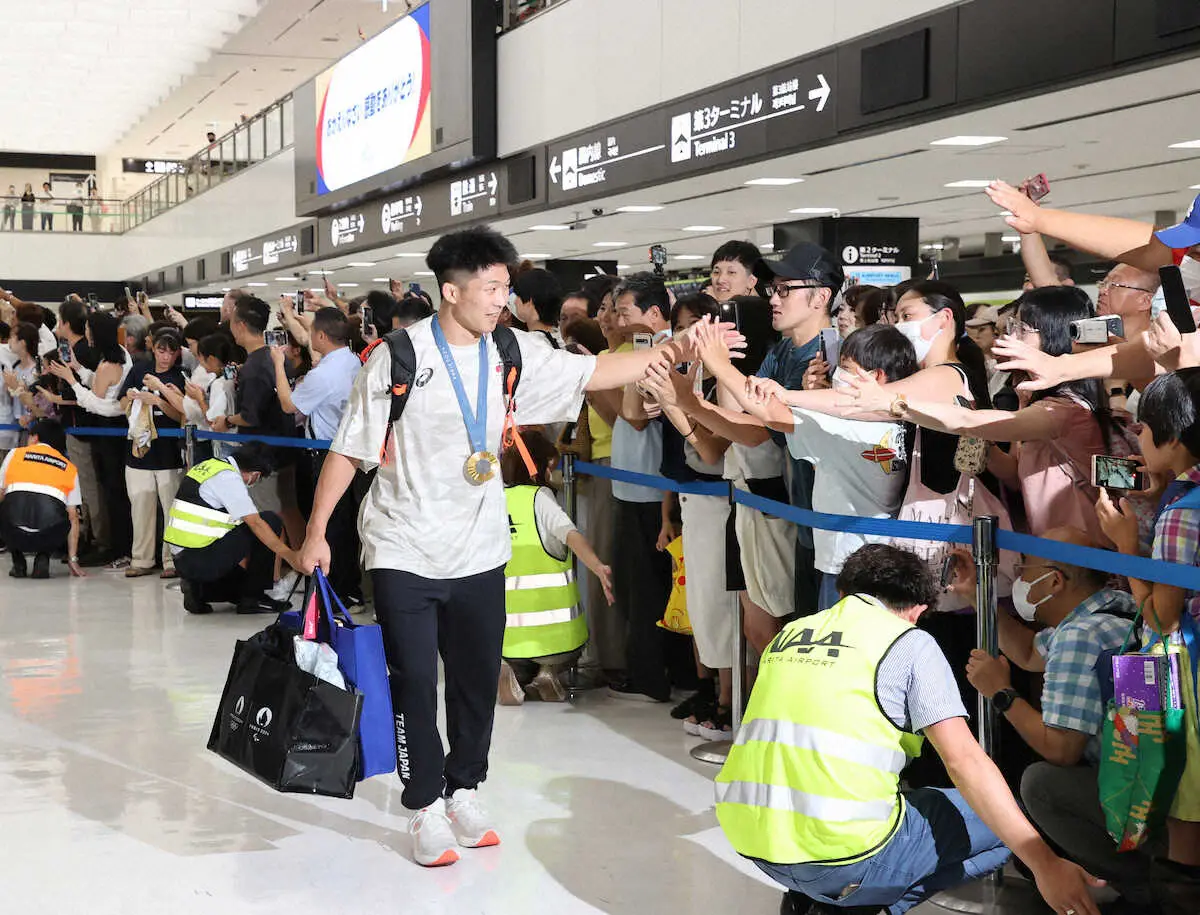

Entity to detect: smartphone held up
[1091,454,1148,492]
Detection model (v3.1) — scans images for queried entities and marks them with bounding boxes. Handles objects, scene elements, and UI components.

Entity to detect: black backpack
[379,324,524,451]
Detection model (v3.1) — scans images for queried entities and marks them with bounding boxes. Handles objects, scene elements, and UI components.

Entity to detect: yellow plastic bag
[657,537,692,635]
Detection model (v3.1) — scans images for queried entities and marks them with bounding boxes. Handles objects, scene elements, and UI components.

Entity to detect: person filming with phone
[0,419,85,579]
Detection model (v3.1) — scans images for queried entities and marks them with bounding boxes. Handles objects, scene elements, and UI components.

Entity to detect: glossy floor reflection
[0,573,1039,914]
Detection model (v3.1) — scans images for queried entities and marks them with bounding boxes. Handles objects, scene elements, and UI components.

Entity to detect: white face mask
[1011,570,1055,622]
[831,367,852,389]
[894,313,943,362]
[1179,255,1200,302]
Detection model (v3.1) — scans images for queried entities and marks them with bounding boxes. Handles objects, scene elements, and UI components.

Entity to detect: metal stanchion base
[925,872,1039,914]
[690,739,732,765]
[562,666,604,696]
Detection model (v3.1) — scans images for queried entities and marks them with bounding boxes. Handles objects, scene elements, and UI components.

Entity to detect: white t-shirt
[785,407,908,575]
[331,318,596,578]
[167,457,258,555]
[533,487,577,561]
[0,450,82,506]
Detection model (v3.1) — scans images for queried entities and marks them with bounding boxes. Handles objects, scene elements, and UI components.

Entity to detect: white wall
[0,148,298,282]
[497,0,961,155]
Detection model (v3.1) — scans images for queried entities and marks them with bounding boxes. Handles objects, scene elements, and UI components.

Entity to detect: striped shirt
[877,626,968,733]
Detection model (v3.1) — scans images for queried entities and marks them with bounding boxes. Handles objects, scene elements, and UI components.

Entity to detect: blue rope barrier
[574,460,729,497]
[996,529,1200,591]
[0,423,327,450]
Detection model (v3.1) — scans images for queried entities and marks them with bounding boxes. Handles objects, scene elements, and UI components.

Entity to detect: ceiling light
[274,277,296,282]
[372,277,390,283]
[674,255,706,260]
[393,252,426,258]
[683,225,724,232]
[944,179,995,188]
[347,261,376,268]
[221,288,231,292]
[415,271,435,277]
[530,224,570,231]
[338,283,359,288]
[789,207,838,215]
[1169,140,1200,149]
[245,282,268,287]
[1191,185,1200,190]
[930,136,1008,147]
[744,178,805,186]
[921,243,946,250]
[761,243,775,251]
[307,269,334,275]
[519,253,550,259]
[616,264,631,269]
[593,242,627,247]
[615,205,663,213]
[1002,235,1021,242]
[309,288,324,293]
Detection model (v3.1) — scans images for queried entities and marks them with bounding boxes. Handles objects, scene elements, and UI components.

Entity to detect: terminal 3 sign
[547,53,836,205]
[317,168,505,255]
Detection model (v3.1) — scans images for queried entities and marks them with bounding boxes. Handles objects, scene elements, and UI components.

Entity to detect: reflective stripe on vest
[162,459,242,549]
[502,485,586,659]
[715,594,923,866]
[5,481,68,503]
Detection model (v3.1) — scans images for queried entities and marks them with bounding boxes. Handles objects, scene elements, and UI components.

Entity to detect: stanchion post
[184,424,196,469]
[562,452,577,522]
[972,515,1000,758]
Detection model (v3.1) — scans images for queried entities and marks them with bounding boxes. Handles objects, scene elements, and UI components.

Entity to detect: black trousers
[173,512,282,602]
[93,435,132,557]
[372,566,507,810]
[312,450,361,598]
[614,499,679,699]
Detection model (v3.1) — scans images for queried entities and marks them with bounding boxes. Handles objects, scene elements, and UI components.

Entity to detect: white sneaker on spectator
[408,798,460,867]
[268,570,300,602]
[445,788,500,848]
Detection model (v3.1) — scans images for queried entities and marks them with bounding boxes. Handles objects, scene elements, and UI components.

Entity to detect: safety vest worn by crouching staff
[163,458,242,549]
[716,594,925,866]
[502,485,587,659]
[0,443,77,531]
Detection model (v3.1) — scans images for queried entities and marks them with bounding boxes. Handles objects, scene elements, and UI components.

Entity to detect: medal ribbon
[431,318,488,456]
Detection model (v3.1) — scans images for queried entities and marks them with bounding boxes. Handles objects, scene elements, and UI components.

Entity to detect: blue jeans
[818,571,840,612]
[754,788,1011,914]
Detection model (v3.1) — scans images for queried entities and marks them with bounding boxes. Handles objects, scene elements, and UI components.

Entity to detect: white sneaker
[445,788,500,848]
[408,798,460,867]
[268,570,300,602]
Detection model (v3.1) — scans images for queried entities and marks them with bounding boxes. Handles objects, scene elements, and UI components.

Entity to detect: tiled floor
[0,571,1051,914]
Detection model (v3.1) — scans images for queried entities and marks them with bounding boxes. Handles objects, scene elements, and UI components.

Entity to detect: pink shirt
[1017,396,1106,541]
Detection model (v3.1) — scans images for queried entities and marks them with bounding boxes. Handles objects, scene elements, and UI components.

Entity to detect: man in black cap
[755,242,844,619]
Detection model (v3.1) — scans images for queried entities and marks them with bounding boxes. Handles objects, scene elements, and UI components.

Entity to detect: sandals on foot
[697,706,733,741]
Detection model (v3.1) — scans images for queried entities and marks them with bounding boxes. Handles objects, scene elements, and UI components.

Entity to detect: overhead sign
[547,53,836,205]
[182,293,225,311]
[317,168,505,256]
[232,230,303,274]
[314,4,432,196]
[123,158,186,175]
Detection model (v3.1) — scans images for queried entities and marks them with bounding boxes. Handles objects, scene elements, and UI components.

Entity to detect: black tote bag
[208,631,363,799]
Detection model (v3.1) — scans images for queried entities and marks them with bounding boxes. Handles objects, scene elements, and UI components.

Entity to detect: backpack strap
[495,325,538,477]
[376,328,417,464]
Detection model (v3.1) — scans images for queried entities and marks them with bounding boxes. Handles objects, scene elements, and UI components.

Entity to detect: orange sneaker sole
[465,830,500,848]
[420,848,460,867]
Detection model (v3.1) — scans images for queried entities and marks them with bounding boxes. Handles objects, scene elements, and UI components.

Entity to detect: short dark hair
[197,333,232,363]
[578,274,620,316]
[1140,368,1200,457]
[183,315,219,344]
[670,292,719,330]
[233,442,276,478]
[426,225,518,291]
[16,303,43,327]
[59,299,87,337]
[836,544,940,613]
[840,324,919,383]
[512,268,564,325]
[12,321,39,355]
[311,307,351,346]
[843,285,882,326]
[88,311,124,364]
[396,294,434,327]
[614,272,669,319]
[29,418,67,454]
[500,427,560,488]
[710,240,762,272]
[561,317,607,356]
[152,329,182,351]
[1048,253,1073,283]
[233,296,269,334]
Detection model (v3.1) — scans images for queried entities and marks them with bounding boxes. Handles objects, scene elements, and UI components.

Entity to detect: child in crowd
[497,429,613,705]
[1097,367,1200,898]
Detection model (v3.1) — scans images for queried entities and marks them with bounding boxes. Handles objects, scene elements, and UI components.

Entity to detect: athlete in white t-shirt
[297,226,739,869]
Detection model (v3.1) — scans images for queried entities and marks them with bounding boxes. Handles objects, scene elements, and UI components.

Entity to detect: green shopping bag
[1098,605,1192,852]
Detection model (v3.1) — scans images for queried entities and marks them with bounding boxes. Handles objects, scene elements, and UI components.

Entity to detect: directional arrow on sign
[808,73,831,112]
[488,172,498,196]
[549,155,561,185]
[415,196,423,217]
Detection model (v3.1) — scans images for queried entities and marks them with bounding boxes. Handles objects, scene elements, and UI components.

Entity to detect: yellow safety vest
[163,459,242,549]
[502,485,587,659]
[715,594,924,865]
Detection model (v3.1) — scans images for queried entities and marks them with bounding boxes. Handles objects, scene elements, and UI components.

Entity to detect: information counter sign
[548,53,836,204]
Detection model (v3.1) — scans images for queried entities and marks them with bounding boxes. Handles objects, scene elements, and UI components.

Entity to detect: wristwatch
[888,394,909,418]
[991,687,1020,713]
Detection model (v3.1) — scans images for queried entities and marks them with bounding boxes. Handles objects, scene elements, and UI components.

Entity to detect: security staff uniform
[0,443,80,563]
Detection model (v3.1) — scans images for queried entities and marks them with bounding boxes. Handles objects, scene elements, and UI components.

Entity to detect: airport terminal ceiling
[198,55,1200,296]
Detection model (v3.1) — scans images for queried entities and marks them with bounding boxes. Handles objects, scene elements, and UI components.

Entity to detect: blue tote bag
[312,569,396,780]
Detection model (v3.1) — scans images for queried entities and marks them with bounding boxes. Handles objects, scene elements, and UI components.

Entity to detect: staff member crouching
[164,443,300,615]
[498,429,613,705]
[0,419,84,579]
[716,543,1103,915]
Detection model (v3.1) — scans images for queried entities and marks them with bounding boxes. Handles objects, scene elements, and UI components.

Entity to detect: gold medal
[464,450,498,485]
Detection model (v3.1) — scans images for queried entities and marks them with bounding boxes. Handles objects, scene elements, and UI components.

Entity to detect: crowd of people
[2,185,1200,913]
[0,182,106,232]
